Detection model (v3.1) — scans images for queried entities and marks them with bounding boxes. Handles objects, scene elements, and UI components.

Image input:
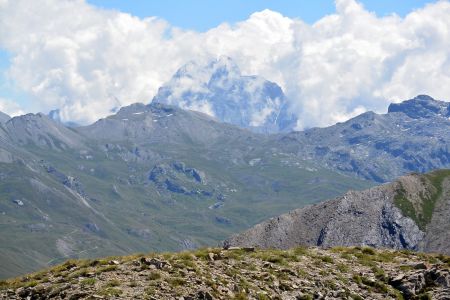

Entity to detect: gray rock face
[152,57,297,133]
[224,171,450,254]
[4,113,85,150]
[148,162,211,196]
[77,102,249,146]
[275,95,450,182]
[0,111,10,124]
[388,95,450,119]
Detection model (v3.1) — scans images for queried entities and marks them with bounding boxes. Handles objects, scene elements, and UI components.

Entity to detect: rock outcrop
[224,170,450,254]
[1,247,449,300]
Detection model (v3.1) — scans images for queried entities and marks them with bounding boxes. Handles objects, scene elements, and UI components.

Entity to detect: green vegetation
[99,287,122,297]
[0,143,372,279]
[80,278,96,286]
[394,170,450,230]
[1,246,449,299]
[167,277,186,287]
[394,186,421,227]
[147,271,161,281]
[105,279,121,287]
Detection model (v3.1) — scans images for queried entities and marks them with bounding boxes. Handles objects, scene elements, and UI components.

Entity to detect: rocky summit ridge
[224,170,450,255]
[274,95,450,182]
[1,246,450,299]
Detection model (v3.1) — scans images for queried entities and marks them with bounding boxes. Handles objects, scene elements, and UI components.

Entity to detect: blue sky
[88,0,433,31]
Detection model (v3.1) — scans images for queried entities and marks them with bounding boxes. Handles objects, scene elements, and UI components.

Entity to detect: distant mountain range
[0,102,368,279]
[0,59,449,279]
[272,95,450,182]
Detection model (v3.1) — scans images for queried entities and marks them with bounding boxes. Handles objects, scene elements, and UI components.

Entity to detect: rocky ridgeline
[224,170,450,255]
[1,247,449,300]
[275,95,450,182]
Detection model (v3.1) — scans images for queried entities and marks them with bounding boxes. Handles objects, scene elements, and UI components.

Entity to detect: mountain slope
[273,95,450,182]
[0,103,370,279]
[152,57,297,133]
[1,247,450,299]
[224,170,450,254]
[0,112,10,124]
[0,95,448,279]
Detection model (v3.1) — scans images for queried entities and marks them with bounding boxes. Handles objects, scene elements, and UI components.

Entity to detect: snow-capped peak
[152,57,297,133]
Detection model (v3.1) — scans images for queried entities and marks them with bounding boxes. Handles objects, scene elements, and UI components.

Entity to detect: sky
[0,0,449,129]
[88,0,433,31]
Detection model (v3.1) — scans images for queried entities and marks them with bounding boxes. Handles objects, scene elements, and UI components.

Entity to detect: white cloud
[1,0,450,128]
[0,97,24,116]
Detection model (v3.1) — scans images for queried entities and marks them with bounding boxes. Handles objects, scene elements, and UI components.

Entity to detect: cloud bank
[1,0,450,128]
[0,97,24,117]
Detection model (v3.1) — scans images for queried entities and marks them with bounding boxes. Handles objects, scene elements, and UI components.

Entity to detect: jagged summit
[388,95,450,119]
[152,57,297,133]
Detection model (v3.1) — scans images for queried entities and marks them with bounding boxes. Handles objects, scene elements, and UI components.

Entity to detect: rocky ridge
[274,95,450,182]
[1,246,449,299]
[224,170,450,254]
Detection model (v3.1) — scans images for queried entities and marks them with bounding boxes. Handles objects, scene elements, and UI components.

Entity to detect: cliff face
[224,170,450,254]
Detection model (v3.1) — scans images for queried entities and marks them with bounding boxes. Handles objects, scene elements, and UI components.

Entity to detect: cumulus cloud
[0,97,24,116]
[1,0,450,128]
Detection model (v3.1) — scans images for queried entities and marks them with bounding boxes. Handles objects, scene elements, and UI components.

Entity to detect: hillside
[224,170,450,254]
[0,95,449,279]
[0,103,370,279]
[1,247,449,299]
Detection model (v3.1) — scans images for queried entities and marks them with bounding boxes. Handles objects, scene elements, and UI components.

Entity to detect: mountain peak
[5,112,84,149]
[209,56,241,79]
[153,57,297,133]
[388,95,450,119]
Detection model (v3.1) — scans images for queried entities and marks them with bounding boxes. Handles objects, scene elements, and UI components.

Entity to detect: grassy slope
[393,170,450,230]
[0,137,372,279]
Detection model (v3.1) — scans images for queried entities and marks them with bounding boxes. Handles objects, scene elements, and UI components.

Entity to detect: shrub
[80,278,96,286]
[99,287,122,296]
[105,279,120,287]
[167,277,186,287]
[362,247,376,255]
[148,271,161,281]
[320,256,334,263]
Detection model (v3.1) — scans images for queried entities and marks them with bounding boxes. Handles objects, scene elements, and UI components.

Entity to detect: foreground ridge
[1,247,449,299]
